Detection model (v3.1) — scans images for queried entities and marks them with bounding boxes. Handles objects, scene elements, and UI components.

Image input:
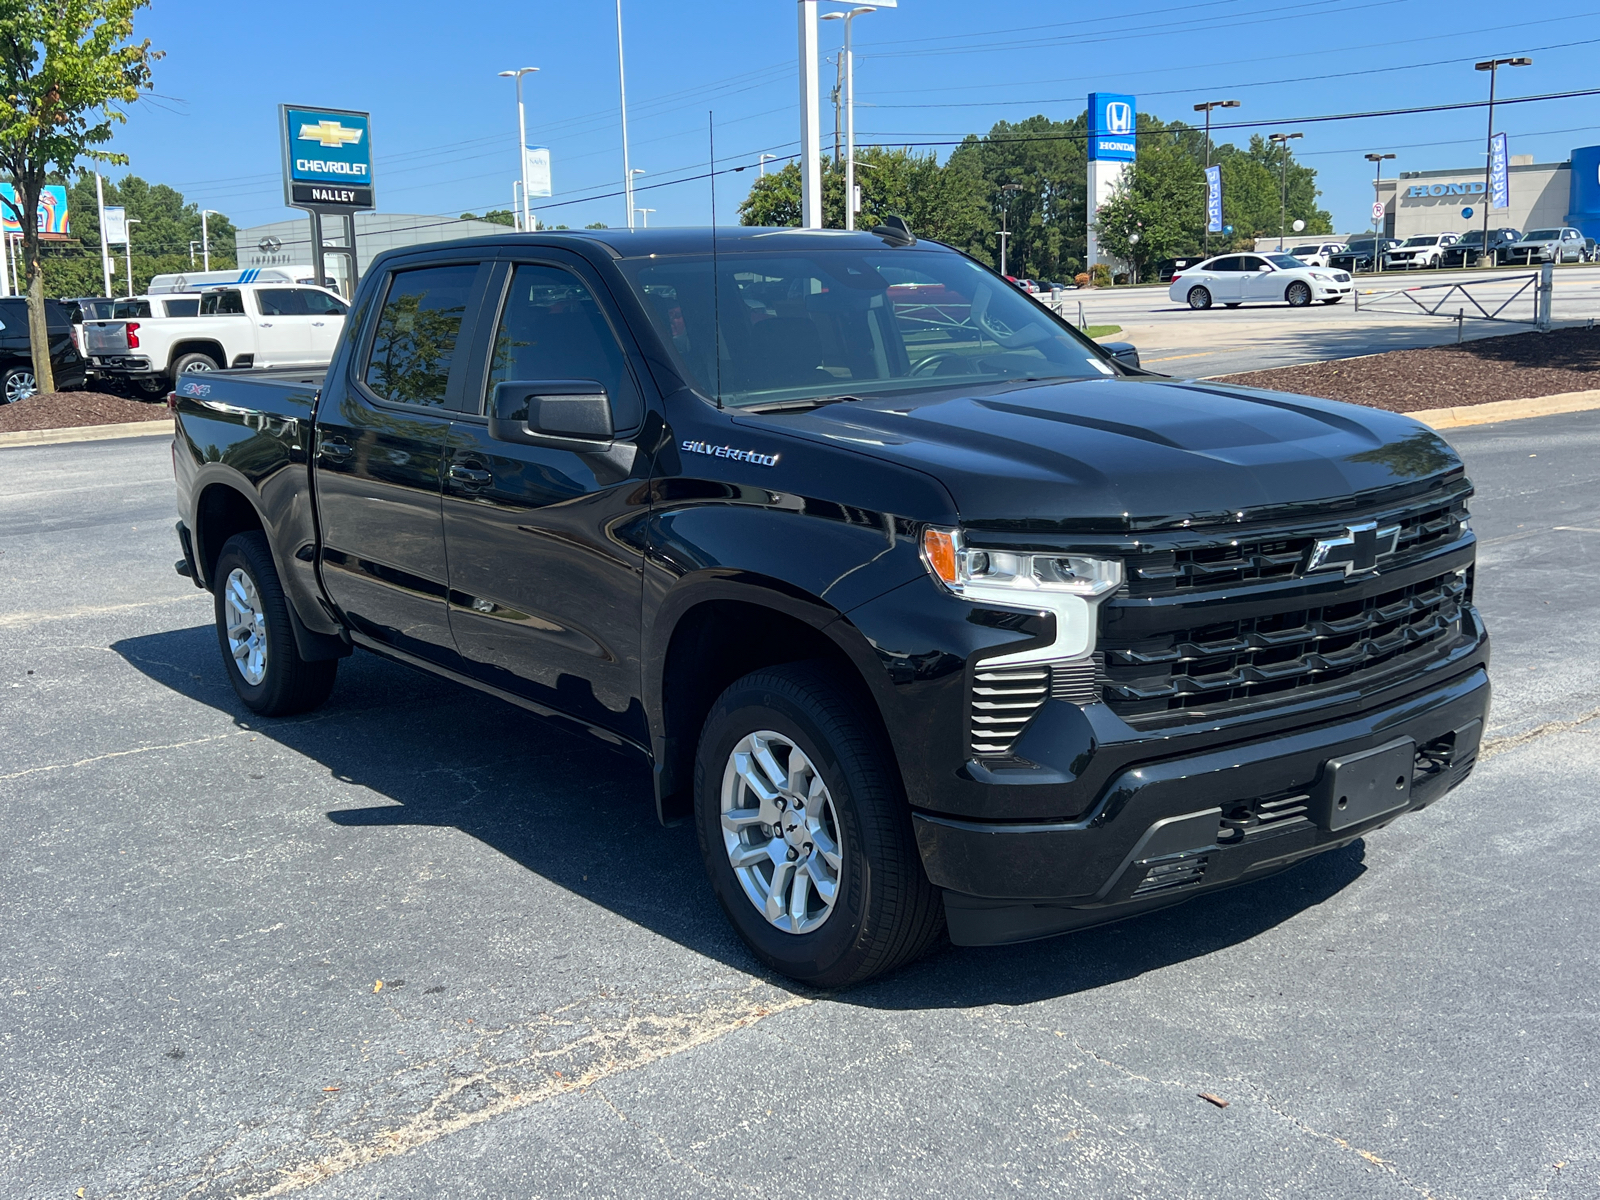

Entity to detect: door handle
[319,438,354,461]
[259,322,273,327]
[312,321,325,327]
[449,463,492,485]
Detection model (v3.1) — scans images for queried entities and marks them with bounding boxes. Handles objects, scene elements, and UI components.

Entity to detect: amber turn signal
[923,528,959,585]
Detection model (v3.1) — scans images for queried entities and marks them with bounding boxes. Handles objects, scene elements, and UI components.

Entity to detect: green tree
[1093,117,1206,280]
[0,0,157,392]
[461,209,515,227]
[1214,135,1331,244]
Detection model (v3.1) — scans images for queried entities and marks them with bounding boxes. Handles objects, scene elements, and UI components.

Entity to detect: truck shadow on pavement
[115,624,1368,1010]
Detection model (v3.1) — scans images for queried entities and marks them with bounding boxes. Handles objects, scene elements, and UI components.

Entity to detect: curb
[1405,388,1600,430]
[0,419,172,449]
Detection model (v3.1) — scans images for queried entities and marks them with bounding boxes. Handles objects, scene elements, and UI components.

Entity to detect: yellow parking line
[1145,351,1218,363]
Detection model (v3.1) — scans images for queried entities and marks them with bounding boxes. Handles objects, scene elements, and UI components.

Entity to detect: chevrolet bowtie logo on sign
[1307,521,1402,577]
[280,104,375,211]
[299,120,364,149]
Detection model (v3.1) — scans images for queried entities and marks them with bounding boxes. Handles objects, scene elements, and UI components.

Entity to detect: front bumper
[917,663,1489,946]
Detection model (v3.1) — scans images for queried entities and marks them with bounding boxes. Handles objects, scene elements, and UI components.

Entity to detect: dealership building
[233,212,514,293]
[1374,144,1600,241]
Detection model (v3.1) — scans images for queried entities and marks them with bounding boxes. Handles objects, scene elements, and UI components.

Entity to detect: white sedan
[1168,252,1354,310]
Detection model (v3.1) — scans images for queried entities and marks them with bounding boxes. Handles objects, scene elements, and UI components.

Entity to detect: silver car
[1503,227,1587,265]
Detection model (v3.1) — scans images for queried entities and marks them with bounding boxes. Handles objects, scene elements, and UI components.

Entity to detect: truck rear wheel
[212,531,336,716]
[173,351,220,375]
[2,366,37,404]
[694,663,944,987]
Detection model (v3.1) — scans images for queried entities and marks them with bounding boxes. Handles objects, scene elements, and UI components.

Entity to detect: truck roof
[368,227,925,265]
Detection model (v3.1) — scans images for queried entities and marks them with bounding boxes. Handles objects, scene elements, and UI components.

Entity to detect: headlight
[922,528,1122,598]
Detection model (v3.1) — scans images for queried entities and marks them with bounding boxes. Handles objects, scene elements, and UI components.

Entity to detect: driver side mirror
[1101,342,1141,370]
[490,380,614,450]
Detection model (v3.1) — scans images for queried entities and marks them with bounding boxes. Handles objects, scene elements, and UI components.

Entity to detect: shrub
[1074,272,1091,289]
[1090,263,1113,288]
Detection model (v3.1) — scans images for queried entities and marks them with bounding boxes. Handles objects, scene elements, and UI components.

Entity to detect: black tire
[173,351,221,376]
[1186,285,1212,310]
[1286,281,1313,307]
[212,531,337,716]
[1224,302,1242,308]
[1321,297,1342,305]
[2,365,37,404]
[694,663,943,988]
[134,375,168,396]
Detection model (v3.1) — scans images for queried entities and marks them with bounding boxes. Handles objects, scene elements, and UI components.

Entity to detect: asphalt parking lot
[3,412,1597,1199]
[1068,263,1600,377]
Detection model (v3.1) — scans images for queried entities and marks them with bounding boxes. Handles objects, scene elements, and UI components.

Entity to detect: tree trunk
[23,229,55,396]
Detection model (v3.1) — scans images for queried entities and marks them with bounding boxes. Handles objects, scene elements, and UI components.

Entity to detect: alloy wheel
[4,369,36,404]
[719,730,844,934]
[223,567,268,686]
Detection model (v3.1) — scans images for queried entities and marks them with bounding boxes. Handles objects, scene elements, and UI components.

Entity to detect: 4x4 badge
[1307,521,1401,576]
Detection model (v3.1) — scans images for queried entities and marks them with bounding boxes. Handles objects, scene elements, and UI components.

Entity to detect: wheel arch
[168,339,228,373]
[648,574,900,825]
[193,480,267,590]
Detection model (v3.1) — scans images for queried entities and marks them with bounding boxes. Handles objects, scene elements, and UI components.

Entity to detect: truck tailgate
[84,321,130,355]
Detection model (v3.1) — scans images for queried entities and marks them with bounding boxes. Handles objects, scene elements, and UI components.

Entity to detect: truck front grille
[1103,568,1468,721]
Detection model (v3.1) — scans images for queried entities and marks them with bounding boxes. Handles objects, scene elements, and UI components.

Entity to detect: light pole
[1269,131,1303,250]
[635,208,655,228]
[498,67,540,235]
[998,182,1023,276]
[189,240,199,267]
[200,209,220,271]
[1192,99,1239,255]
[820,6,876,230]
[1364,153,1395,273]
[629,166,646,215]
[124,218,140,297]
[616,0,635,230]
[1475,57,1531,266]
[759,153,777,177]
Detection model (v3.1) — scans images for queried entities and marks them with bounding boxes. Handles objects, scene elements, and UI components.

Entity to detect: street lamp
[1475,57,1531,266]
[498,67,540,234]
[635,208,655,228]
[124,217,140,297]
[997,182,1024,276]
[1364,153,1395,273]
[200,208,221,271]
[759,153,777,177]
[1192,99,1239,254]
[1269,131,1303,250]
[820,6,877,230]
[616,0,635,230]
[189,240,199,268]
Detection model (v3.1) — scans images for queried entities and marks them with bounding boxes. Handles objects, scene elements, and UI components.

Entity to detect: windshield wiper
[739,394,865,414]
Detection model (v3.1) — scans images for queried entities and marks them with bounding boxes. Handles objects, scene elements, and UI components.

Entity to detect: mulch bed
[0,391,170,434]
[1212,326,1600,412]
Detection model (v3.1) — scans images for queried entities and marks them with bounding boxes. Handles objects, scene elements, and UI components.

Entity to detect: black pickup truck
[170,227,1489,986]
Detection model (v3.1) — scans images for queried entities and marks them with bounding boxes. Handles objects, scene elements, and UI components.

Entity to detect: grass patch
[1084,325,1122,339]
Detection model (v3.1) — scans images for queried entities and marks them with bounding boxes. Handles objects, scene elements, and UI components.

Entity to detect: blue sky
[113,0,1600,236]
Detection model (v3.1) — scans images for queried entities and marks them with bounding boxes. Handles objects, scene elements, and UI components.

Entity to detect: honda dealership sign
[1087,92,1136,267]
[1204,165,1223,234]
[1489,132,1509,210]
[280,105,375,210]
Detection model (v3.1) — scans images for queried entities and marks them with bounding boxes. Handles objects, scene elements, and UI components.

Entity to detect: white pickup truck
[83,282,348,393]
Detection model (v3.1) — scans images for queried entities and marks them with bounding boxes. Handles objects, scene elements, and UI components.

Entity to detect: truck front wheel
[693,664,944,987]
[212,532,337,716]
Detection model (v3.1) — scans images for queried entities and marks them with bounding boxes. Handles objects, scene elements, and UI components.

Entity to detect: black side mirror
[490,380,613,449]
[1101,342,1141,370]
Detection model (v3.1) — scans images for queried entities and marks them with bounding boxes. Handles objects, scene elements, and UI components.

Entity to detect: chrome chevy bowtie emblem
[1307,521,1401,576]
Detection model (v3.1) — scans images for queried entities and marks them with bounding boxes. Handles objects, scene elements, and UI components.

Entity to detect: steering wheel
[908,351,971,378]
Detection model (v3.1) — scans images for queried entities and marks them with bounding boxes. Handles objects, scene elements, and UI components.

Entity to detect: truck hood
[735,376,1462,532]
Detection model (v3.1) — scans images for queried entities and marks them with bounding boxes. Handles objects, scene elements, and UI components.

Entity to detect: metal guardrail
[1354,263,1554,334]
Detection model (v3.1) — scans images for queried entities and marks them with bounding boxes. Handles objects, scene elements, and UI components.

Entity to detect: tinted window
[1524,230,1560,240]
[164,298,200,317]
[112,299,152,318]
[200,290,246,315]
[1265,254,1303,269]
[1239,256,1269,271]
[362,264,478,408]
[298,289,347,315]
[1290,246,1318,256]
[1209,256,1242,272]
[484,263,641,428]
[256,288,304,316]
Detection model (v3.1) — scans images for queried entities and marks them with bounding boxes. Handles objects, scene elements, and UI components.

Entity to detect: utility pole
[200,209,220,272]
[821,6,876,231]
[998,182,1023,275]
[1475,57,1531,266]
[1193,99,1238,255]
[124,217,140,297]
[1269,131,1303,251]
[830,51,843,164]
[617,0,634,230]
[498,68,540,234]
[189,241,198,267]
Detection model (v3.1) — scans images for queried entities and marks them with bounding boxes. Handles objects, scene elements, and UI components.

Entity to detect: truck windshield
[615,248,1113,407]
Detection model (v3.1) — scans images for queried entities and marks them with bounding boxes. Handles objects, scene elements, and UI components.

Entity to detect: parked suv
[0,298,87,403]
[1439,228,1521,269]
[1383,234,1459,270]
[1288,242,1346,268]
[1328,239,1399,273]
[1502,227,1587,265]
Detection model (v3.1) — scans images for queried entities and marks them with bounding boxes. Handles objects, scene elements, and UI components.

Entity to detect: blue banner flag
[1205,165,1223,234]
[1489,132,1509,210]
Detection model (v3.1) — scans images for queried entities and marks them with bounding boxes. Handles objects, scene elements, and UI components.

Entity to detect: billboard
[1204,165,1223,234]
[1088,92,1136,162]
[525,146,551,198]
[0,184,69,235]
[102,205,128,244]
[1489,132,1509,210]
[281,105,374,210]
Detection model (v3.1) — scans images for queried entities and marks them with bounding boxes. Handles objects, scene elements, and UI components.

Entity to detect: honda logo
[1306,521,1401,577]
[1105,101,1133,134]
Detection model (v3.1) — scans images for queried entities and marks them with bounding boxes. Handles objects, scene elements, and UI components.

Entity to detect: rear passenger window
[484,263,641,429]
[299,289,347,316]
[257,289,304,316]
[200,290,246,315]
[362,264,479,408]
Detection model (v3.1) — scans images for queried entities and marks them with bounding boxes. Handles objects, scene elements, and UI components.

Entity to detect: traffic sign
[1371,201,1384,221]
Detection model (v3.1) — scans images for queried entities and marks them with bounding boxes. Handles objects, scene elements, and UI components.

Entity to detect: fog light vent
[1133,855,1209,897]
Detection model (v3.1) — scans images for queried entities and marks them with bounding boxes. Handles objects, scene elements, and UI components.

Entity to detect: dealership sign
[1405,181,1487,198]
[1088,92,1136,162]
[280,105,375,210]
[1204,165,1222,233]
[1489,132,1509,210]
